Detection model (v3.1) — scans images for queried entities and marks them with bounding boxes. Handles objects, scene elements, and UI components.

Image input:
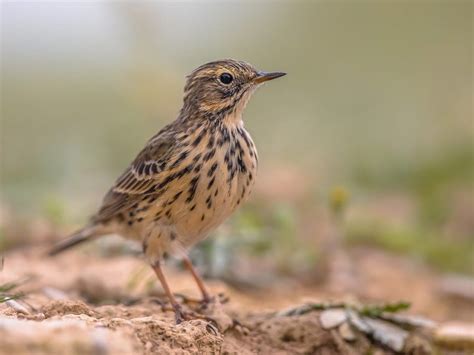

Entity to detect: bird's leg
[151,262,185,324]
[182,255,211,304]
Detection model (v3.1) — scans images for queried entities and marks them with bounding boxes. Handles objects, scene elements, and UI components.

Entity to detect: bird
[49,59,286,323]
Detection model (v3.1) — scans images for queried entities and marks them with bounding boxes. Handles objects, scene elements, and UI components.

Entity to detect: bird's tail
[48,225,99,256]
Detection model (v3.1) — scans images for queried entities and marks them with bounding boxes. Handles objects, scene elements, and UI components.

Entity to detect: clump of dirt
[227,312,356,354]
[42,300,99,318]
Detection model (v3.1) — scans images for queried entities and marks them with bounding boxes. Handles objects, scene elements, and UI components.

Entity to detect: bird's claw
[199,292,229,310]
[172,303,219,329]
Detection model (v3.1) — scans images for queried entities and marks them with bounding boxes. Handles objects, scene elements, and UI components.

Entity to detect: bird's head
[181,59,285,121]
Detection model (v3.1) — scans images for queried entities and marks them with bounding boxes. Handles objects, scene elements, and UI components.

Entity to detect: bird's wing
[93,128,177,223]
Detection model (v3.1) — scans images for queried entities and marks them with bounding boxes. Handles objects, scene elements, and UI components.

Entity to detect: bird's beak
[253,71,286,84]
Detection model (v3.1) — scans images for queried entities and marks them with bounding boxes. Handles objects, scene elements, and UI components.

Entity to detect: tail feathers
[48,225,98,256]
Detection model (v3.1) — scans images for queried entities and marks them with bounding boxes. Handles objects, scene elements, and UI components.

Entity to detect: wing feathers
[93,129,178,222]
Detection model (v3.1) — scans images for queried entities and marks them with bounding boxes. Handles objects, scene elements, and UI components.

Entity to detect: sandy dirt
[1,247,473,354]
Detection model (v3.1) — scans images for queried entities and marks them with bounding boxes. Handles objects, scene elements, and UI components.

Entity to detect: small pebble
[338,322,357,342]
[6,299,30,315]
[435,322,474,350]
[319,309,347,330]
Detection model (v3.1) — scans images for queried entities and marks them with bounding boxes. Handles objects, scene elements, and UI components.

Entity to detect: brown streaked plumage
[49,59,286,323]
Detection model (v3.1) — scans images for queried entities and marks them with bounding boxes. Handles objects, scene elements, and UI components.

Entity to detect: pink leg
[151,262,184,323]
[182,255,211,303]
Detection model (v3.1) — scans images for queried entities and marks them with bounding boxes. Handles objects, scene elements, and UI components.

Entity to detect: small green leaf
[360,301,411,318]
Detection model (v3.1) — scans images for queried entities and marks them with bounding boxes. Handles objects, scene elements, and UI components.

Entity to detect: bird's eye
[219,73,233,85]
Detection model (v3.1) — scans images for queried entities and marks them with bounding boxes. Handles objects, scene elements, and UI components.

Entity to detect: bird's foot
[160,293,231,329]
[199,292,229,310]
[173,303,186,324]
[175,291,229,309]
[172,303,220,329]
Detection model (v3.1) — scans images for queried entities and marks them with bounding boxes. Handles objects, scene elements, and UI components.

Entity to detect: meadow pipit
[50,59,286,323]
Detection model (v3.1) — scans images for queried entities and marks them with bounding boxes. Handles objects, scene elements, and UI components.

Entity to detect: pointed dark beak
[253,71,286,84]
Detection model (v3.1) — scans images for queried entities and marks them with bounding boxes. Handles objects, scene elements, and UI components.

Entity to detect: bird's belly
[174,147,257,247]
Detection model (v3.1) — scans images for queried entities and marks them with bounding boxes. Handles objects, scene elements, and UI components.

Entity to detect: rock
[338,322,356,342]
[380,313,437,329]
[5,300,30,315]
[319,309,347,329]
[347,309,371,333]
[363,317,409,353]
[435,322,474,350]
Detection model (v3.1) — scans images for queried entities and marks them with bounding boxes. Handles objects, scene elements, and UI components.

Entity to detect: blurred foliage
[195,201,319,278]
[359,301,411,318]
[40,196,67,226]
[0,228,6,252]
[329,186,350,218]
[233,203,319,274]
[353,145,474,228]
[347,222,474,275]
[0,277,25,304]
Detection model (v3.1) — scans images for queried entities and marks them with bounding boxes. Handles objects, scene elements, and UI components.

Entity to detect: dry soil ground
[1,246,473,354]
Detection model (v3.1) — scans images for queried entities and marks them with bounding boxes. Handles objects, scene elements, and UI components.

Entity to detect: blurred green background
[1,1,473,275]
